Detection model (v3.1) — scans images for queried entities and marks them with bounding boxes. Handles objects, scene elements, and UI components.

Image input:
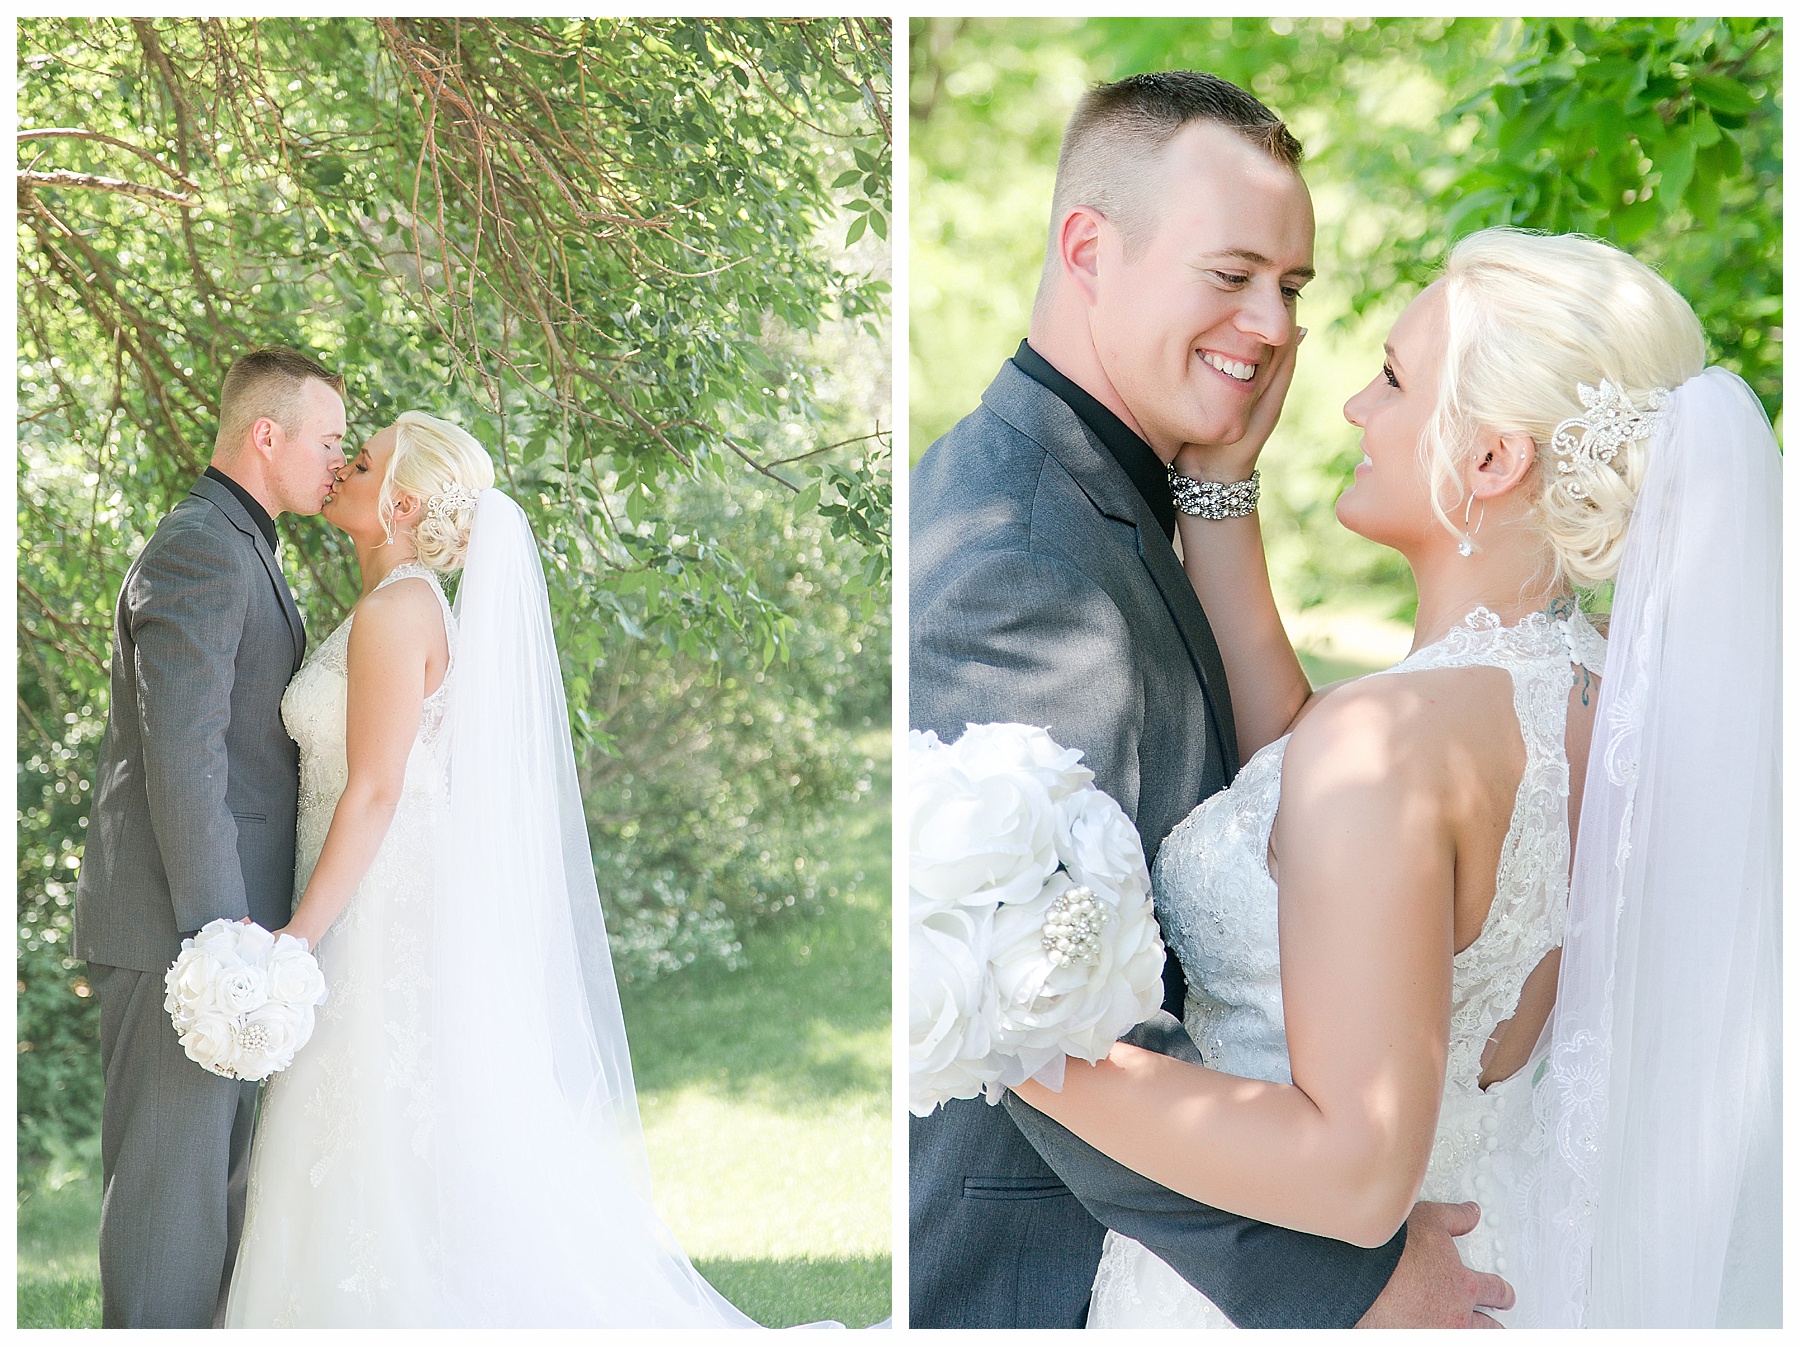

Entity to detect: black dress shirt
[203,465,279,553]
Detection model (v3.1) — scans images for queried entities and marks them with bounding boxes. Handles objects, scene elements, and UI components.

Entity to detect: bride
[1012,228,1780,1328]
[224,412,760,1326]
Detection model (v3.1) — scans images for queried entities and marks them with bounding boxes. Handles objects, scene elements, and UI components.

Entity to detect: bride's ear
[1469,428,1536,501]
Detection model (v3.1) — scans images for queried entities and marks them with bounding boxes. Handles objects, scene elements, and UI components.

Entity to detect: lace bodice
[1090,606,1605,1328]
[281,563,457,876]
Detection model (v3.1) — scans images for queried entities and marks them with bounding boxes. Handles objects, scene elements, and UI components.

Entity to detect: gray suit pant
[94,962,257,1328]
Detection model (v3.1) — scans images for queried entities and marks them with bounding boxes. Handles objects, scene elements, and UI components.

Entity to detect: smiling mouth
[1199,350,1258,383]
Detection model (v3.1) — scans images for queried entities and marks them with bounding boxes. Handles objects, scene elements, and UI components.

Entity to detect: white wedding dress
[225,563,455,1326]
[225,559,755,1327]
[1088,606,1606,1329]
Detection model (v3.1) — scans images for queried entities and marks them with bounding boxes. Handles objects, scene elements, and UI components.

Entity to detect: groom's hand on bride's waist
[1111,1018,1516,1328]
[1356,1200,1514,1329]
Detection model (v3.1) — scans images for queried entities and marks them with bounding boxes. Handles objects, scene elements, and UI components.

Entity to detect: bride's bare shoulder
[1284,666,1517,793]
[346,574,447,660]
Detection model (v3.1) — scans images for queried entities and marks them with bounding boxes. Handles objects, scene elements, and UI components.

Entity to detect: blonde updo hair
[1424,228,1705,588]
[382,411,497,573]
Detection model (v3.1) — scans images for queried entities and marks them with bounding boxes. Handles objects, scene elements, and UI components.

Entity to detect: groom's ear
[248,415,281,462]
[1470,428,1537,500]
[1056,205,1106,305]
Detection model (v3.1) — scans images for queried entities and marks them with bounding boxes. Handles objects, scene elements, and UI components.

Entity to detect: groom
[911,72,1508,1327]
[73,346,347,1327]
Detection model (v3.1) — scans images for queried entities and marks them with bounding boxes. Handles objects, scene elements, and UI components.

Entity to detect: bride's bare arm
[1172,335,1311,759]
[1014,678,1456,1247]
[279,580,443,948]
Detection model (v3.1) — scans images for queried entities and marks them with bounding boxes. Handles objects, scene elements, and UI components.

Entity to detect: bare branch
[721,436,799,491]
[17,127,204,192]
[767,430,889,467]
[17,168,199,207]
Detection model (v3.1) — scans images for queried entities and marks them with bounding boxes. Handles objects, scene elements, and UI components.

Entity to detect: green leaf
[1495,96,1558,159]
[1591,103,1628,164]
[1684,153,1721,220]
[1656,134,1696,208]
[1691,73,1757,117]
[1611,195,1659,245]
[1709,132,1743,177]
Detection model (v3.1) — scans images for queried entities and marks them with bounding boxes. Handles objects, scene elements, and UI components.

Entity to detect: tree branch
[17,127,203,192]
[17,169,199,207]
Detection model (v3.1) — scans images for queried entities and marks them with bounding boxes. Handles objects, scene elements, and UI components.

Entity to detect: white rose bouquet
[909,723,1166,1117]
[163,919,329,1081]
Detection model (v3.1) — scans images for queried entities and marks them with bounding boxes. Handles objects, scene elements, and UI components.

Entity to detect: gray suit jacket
[74,476,304,974]
[909,361,1404,1328]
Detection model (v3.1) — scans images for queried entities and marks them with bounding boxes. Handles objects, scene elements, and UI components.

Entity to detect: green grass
[16,748,893,1329]
[624,735,892,1327]
[17,1147,102,1329]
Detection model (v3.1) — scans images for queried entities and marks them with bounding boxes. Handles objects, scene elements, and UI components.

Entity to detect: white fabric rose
[909,731,1061,911]
[266,940,328,1007]
[235,1003,307,1081]
[234,920,277,960]
[180,1012,239,1076]
[908,724,1166,1117]
[948,722,1092,802]
[215,965,270,1016]
[1058,784,1151,901]
[988,871,1160,1067]
[908,901,999,1115]
[163,951,223,1024]
[1051,885,1166,1064]
[164,918,329,1080]
[190,923,244,961]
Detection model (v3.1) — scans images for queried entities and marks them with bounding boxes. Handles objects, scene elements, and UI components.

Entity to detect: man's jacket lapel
[984,365,1242,779]
[190,476,307,671]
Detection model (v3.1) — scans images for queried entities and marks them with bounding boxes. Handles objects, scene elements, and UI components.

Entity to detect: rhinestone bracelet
[1168,465,1259,519]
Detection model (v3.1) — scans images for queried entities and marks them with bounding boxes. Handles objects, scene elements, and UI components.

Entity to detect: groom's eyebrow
[1205,247,1316,280]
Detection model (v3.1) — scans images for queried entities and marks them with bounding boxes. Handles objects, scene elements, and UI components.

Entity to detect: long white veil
[429,489,753,1326]
[1512,368,1781,1326]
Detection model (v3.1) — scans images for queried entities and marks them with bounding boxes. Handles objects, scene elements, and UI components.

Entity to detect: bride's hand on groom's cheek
[1175,327,1307,485]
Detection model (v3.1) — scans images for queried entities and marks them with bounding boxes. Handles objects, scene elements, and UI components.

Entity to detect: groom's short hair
[214,346,345,458]
[1047,71,1302,265]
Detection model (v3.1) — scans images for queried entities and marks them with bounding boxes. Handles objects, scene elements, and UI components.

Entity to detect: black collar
[203,466,279,553]
[1010,340,1176,542]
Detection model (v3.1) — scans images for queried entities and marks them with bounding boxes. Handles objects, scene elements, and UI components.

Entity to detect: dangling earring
[1458,494,1485,557]
[379,502,395,548]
